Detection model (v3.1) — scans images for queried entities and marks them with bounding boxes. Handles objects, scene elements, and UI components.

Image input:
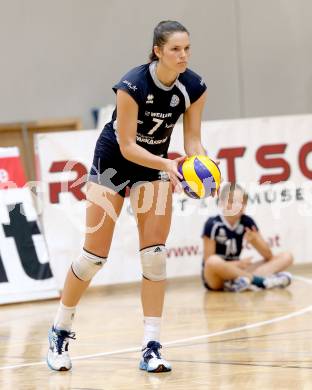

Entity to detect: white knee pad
[71,248,107,281]
[140,245,167,281]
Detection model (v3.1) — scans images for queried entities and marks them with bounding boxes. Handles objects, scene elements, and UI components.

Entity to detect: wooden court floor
[1,265,312,390]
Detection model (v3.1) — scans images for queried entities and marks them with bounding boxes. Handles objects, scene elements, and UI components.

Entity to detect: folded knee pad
[71,248,107,281]
[140,245,167,281]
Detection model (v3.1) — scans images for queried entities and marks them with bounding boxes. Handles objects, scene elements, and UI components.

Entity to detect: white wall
[238,0,312,117]
[0,0,311,128]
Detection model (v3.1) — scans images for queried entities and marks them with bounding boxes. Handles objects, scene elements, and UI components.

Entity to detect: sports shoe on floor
[263,272,292,289]
[223,276,252,292]
[47,326,76,371]
[139,341,171,373]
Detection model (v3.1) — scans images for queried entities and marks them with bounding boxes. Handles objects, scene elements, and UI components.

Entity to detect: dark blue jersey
[202,214,258,260]
[102,61,207,156]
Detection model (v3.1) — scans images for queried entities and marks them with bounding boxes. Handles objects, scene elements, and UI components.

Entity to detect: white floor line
[292,275,312,284]
[0,273,311,371]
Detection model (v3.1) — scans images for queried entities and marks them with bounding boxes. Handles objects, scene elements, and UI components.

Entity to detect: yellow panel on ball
[178,155,221,199]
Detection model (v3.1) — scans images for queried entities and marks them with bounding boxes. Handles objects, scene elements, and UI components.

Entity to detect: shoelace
[54,329,76,354]
[143,341,162,360]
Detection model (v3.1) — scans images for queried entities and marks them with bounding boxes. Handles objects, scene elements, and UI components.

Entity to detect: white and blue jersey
[89,61,207,195]
[202,214,258,260]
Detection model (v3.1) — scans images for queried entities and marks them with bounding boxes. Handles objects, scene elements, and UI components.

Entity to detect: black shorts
[201,259,214,290]
[88,130,168,197]
[201,257,239,291]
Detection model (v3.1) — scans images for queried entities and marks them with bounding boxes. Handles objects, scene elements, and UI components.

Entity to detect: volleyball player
[47,20,208,373]
[202,183,293,292]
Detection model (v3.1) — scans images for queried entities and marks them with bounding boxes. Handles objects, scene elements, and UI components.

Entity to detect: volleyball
[178,155,221,199]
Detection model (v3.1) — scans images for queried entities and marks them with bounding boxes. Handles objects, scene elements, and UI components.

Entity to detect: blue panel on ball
[194,157,212,180]
[194,157,216,196]
[178,164,183,177]
[182,182,200,199]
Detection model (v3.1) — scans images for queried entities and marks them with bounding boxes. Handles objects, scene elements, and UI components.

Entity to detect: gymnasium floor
[1,266,312,389]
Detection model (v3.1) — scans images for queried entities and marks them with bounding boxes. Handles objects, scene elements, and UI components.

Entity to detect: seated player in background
[202,183,293,292]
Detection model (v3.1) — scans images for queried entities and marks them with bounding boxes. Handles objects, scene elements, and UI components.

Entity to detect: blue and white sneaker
[47,326,76,371]
[264,272,292,289]
[139,341,171,373]
[223,276,253,292]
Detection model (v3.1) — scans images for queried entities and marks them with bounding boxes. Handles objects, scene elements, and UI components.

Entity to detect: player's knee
[140,245,166,281]
[206,255,224,268]
[282,251,294,266]
[71,248,107,281]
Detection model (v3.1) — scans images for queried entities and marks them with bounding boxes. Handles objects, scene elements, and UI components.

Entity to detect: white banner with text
[0,148,59,304]
[36,115,312,287]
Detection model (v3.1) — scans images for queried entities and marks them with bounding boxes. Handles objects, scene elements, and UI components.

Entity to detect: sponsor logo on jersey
[170,94,180,107]
[165,123,175,129]
[216,228,227,244]
[146,94,154,104]
[136,133,168,145]
[219,228,226,237]
[150,112,172,119]
[145,111,173,119]
[122,80,137,91]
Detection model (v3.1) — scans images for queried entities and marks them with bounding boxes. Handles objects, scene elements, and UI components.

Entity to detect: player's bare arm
[245,226,273,260]
[203,236,216,262]
[183,91,207,156]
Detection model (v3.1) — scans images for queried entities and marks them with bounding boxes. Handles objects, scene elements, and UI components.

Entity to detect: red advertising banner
[0,147,26,188]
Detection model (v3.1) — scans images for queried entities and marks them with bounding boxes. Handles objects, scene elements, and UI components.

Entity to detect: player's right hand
[163,156,186,193]
[238,256,253,269]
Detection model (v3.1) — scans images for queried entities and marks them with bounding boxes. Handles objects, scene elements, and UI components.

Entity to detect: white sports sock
[142,316,161,348]
[53,301,76,331]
